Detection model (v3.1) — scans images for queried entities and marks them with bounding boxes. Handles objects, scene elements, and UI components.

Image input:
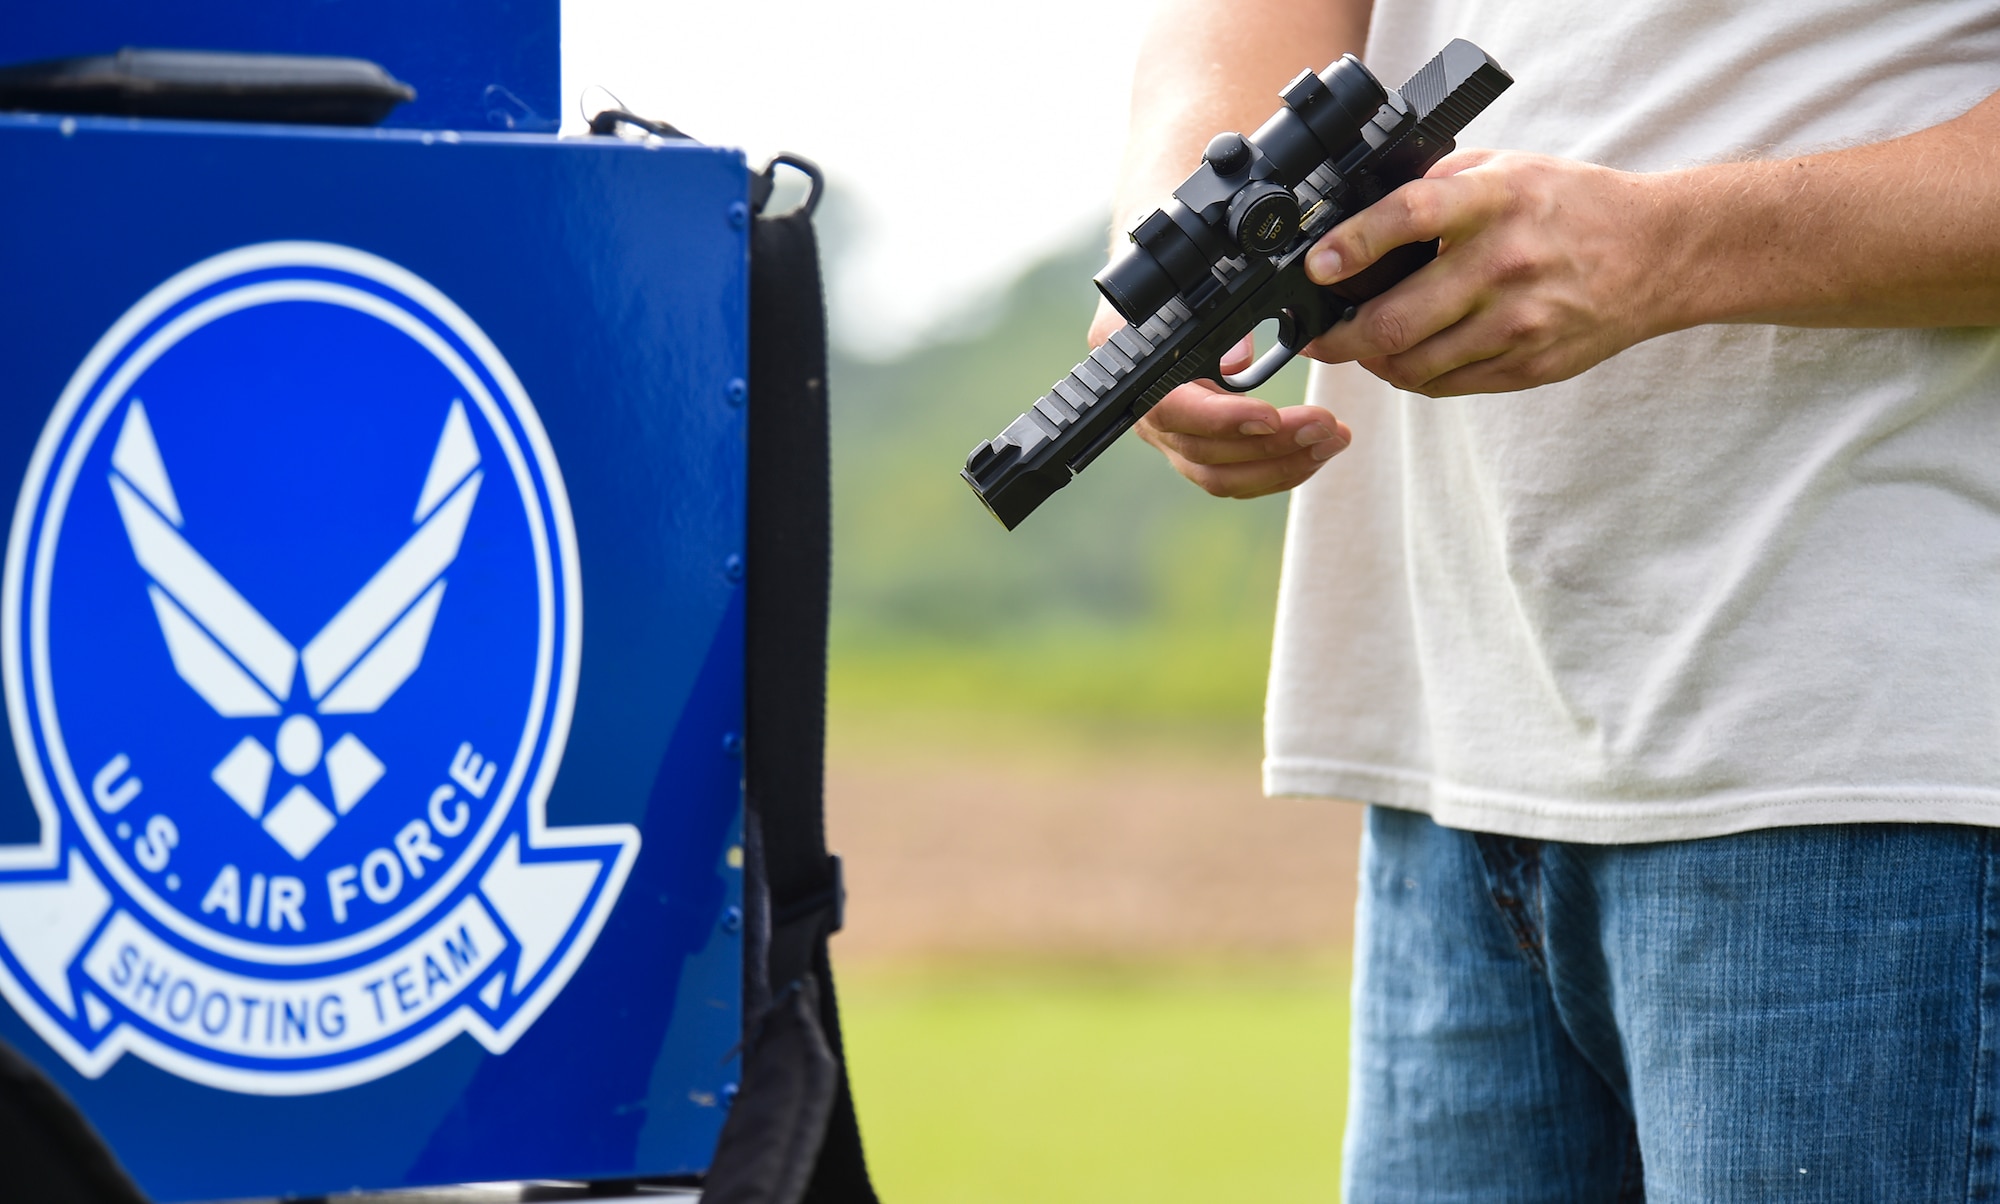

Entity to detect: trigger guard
[1219,309,1305,392]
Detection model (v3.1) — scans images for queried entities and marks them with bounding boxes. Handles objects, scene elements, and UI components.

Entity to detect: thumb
[1088,297,1126,349]
[1220,333,1255,374]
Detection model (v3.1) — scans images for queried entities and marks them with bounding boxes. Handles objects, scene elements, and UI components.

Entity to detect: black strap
[702,976,839,1204]
[744,203,834,921]
[706,178,879,1204]
[0,1037,148,1203]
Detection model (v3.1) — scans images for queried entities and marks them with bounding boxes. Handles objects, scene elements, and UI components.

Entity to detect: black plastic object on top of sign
[0,48,416,125]
[0,0,555,132]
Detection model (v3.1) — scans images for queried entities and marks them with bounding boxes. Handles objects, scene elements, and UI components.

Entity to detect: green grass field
[840,959,1351,1203]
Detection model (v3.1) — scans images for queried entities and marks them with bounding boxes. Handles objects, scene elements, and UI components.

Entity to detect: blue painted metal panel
[0,0,558,131]
[0,115,748,1199]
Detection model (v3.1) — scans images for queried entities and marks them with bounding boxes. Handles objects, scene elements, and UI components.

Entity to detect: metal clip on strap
[755,153,824,219]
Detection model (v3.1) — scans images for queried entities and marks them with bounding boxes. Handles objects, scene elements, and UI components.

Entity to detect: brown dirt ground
[823,718,1365,961]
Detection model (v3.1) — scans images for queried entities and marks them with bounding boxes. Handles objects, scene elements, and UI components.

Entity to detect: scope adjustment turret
[1227,182,1300,254]
[1203,132,1252,176]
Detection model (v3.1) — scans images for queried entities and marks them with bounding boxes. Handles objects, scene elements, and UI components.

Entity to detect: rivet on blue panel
[724,554,745,582]
[721,907,743,934]
[726,378,747,406]
[722,731,743,757]
[728,201,749,229]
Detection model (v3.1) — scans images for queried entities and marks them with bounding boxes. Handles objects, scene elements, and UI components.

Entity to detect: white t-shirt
[1263,0,2000,842]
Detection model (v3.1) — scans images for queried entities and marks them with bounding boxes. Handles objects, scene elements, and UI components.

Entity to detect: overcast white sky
[561,0,1159,358]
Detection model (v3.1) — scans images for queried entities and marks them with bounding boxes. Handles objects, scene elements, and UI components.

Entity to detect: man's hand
[1089,302,1350,498]
[1303,150,1669,397]
[1301,90,2000,398]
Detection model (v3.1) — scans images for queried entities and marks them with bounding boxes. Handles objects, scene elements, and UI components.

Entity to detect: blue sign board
[0,114,749,1199]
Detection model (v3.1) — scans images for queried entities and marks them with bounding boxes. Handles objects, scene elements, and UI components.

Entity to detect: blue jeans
[1345,805,2000,1202]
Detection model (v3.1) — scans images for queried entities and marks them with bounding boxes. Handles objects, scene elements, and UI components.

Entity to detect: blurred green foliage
[827,236,1316,723]
[842,959,1348,1204]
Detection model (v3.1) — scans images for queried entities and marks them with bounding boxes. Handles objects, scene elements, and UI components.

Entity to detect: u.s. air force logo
[0,242,639,1094]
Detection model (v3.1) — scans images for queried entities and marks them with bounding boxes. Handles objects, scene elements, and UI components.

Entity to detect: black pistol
[962,39,1511,529]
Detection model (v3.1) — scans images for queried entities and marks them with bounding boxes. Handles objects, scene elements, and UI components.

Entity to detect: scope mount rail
[962,38,1510,530]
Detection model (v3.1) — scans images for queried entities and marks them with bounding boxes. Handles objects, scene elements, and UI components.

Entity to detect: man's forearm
[1653,90,2000,332]
[1110,0,1372,248]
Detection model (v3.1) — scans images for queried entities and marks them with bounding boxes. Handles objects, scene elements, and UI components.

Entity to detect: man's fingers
[1087,297,1125,349]
[1369,353,1507,398]
[1304,251,1489,365]
[1305,171,1498,286]
[1370,335,1579,398]
[1342,285,1575,394]
[1143,379,1284,439]
[1156,440,1344,499]
[1142,396,1346,465]
[1150,413,1350,466]
[1219,333,1256,374]
[1363,336,1506,395]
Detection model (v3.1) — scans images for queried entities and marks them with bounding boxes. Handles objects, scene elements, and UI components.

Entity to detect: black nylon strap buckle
[774,854,843,937]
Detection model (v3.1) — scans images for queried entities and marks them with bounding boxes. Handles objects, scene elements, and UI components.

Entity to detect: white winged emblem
[107,398,484,860]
